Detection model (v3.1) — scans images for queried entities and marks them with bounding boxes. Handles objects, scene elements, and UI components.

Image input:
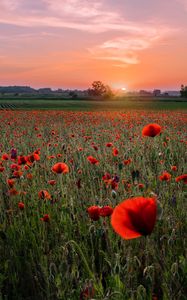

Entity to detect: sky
[0,0,187,90]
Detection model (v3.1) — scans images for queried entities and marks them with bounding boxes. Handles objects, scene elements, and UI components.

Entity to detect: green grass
[0,109,186,299]
[0,97,187,111]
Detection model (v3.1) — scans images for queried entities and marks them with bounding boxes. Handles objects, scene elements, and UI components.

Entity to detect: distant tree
[90,81,107,97]
[88,81,113,98]
[180,84,187,97]
[69,91,78,99]
[103,85,114,99]
[153,89,161,97]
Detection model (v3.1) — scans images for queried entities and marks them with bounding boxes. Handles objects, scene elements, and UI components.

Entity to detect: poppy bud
[18,202,25,210]
[41,214,50,222]
[10,148,17,159]
[111,190,117,198]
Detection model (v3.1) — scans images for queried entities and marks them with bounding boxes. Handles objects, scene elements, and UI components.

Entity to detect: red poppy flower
[111,197,157,239]
[87,206,100,221]
[112,148,119,156]
[171,166,177,171]
[124,159,132,165]
[111,180,118,190]
[34,149,40,155]
[2,153,9,160]
[159,172,171,181]
[142,123,161,137]
[92,145,98,151]
[0,167,5,172]
[13,171,23,178]
[48,180,56,185]
[175,174,187,184]
[7,179,16,188]
[102,173,111,182]
[38,190,51,200]
[18,202,25,210]
[80,285,95,300]
[51,162,69,174]
[27,153,40,163]
[48,155,56,160]
[41,214,50,222]
[8,188,19,196]
[87,156,99,165]
[106,142,113,147]
[26,173,33,180]
[10,164,21,171]
[138,183,145,190]
[99,206,113,217]
[18,155,28,165]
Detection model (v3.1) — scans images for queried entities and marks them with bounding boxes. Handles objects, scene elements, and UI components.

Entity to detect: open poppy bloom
[27,153,40,163]
[99,206,113,217]
[87,156,99,165]
[106,142,113,147]
[124,158,132,165]
[142,123,161,137]
[51,162,69,174]
[48,180,56,185]
[10,164,21,171]
[112,148,119,156]
[12,171,23,178]
[38,190,51,200]
[41,214,50,222]
[175,174,187,184]
[17,155,28,165]
[0,167,5,172]
[111,197,157,240]
[87,206,100,221]
[7,179,16,188]
[159,172,171,181]
[8,188,19,196]
[2,153,9,160]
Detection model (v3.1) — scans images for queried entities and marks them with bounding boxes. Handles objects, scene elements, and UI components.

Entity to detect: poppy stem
[66,240,104,297]
[59,174,66,206]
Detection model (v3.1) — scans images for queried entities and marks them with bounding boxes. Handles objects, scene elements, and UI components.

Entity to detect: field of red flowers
[0,110,186,300]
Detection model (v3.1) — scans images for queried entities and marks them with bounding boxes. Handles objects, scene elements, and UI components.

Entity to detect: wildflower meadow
[0,109,186,300]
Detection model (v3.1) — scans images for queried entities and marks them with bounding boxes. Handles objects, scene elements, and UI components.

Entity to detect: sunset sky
[0,0,187,90]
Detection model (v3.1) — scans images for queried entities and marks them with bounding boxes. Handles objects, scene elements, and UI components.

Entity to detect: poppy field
[0,109,186,300]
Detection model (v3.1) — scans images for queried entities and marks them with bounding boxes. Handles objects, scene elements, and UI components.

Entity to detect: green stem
[66,240,104,297]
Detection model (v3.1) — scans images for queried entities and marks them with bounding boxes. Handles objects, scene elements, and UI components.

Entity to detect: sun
[121,87,126,91]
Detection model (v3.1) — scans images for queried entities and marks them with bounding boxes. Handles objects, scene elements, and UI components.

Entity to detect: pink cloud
[176,0,187,9]
[88,26,173,66]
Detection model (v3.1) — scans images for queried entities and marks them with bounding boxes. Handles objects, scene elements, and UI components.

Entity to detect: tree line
[180,85,187,97]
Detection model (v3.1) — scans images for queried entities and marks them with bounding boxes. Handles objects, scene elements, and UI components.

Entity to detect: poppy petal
[111,197,157,240]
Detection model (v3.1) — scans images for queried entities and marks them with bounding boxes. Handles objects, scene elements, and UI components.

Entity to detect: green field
[0,97,187,111]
